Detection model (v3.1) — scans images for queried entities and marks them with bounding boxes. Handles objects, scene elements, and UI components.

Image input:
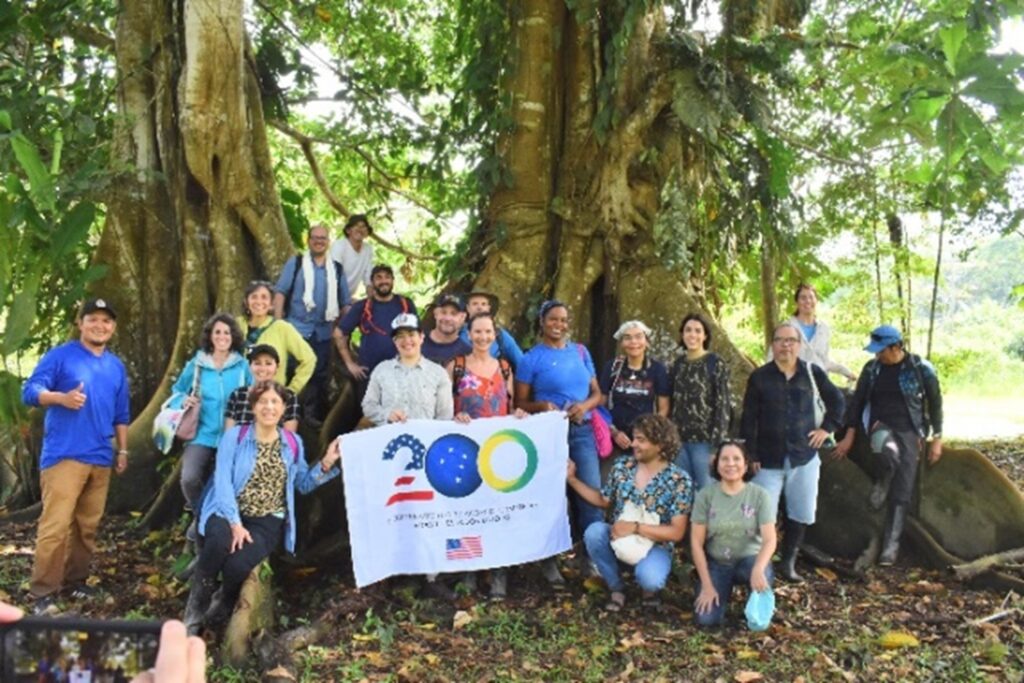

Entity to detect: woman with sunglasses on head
[238,280,317,395]
[691,440,776,628]
[515,300,604,586]
[171,313,253,530]
[669,313,732,492]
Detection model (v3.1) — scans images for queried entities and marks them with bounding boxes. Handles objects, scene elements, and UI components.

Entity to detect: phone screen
[2,616,162,682]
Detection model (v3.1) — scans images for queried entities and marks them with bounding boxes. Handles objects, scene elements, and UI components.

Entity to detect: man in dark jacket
[833,325,943,565]
[741,322,845,582]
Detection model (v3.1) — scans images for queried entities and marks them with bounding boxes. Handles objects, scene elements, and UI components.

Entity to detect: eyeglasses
[248,280,273,287]
[772,337,800,345]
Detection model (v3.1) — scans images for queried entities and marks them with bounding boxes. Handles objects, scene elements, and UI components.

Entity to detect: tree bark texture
[96,0,293,509]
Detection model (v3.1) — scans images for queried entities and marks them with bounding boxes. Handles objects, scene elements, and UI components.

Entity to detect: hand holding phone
[0,602,205,682]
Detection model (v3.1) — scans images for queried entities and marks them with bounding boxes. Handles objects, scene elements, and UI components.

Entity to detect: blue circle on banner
[425,434,482,498]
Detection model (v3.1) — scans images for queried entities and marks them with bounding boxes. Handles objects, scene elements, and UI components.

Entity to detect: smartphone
[0,615,162,682]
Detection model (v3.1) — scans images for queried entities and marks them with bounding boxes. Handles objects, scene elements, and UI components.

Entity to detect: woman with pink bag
[515,300,604,585]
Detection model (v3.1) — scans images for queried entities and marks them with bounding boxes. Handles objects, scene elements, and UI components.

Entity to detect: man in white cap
[362,313,454,425]
[21,298,131,613]
[360,313,455,600]
[833,325,943,565]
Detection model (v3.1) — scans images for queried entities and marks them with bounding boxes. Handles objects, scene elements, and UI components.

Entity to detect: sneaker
[68,584,98,600]
[32,595,59,616]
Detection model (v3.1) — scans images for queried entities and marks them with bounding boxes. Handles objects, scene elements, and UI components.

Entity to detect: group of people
[21,215,944,635]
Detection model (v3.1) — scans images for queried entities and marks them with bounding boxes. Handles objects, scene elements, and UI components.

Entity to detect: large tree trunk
[95,0,292,510]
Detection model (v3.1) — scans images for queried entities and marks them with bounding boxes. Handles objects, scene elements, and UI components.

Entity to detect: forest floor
[1,438,1022,682]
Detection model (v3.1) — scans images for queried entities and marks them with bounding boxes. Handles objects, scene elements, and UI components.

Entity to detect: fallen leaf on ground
[815,567,838,582]
[878,631,920,649]
[453,610,473,630]
[734,670,764,682]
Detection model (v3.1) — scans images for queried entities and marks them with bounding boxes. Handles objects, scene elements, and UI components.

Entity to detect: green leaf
[49,202,96,259]
[1,280,39,355]
[0,109,10,131]
[938,22,967,76]
[9,133,55,212]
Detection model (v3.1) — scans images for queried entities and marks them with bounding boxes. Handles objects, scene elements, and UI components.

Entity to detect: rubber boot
[183,571,216,636]
[878,504,907,566]
[869,466,896,511]
[778,520,807,583]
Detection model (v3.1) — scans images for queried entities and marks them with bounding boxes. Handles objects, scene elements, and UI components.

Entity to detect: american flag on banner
[446,536,483,560]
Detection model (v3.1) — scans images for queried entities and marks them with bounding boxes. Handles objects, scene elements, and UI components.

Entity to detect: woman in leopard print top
[183,381,342,635]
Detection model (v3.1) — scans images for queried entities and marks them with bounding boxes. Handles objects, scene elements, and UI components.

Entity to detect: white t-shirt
[330,237,374,301]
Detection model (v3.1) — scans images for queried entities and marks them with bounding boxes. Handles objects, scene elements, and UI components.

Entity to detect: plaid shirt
[224,386,300,426]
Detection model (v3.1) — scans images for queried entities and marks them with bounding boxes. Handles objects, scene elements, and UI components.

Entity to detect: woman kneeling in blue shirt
[184,381,341,634]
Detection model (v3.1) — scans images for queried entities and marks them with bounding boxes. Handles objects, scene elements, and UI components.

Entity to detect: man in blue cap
[833,325,943,565]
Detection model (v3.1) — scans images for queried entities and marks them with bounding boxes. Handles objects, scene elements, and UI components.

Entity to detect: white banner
[340,412,571,587]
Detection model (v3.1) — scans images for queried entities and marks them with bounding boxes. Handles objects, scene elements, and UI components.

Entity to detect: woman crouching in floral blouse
[566,414,693,611]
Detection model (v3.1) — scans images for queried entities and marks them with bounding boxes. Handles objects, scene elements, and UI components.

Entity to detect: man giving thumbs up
[21,297,131,614]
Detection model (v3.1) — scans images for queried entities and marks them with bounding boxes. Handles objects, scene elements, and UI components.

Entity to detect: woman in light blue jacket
[184,381,341,634]
[172,313,252,516]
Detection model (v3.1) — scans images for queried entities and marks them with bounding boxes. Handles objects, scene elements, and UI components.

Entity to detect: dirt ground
[1,438,1021,682]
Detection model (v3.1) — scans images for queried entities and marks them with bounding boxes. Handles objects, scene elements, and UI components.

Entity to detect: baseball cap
[865,325,903,353]
[391,313,422,336]
[80,298,117,319]
[433,293,465,312]
[247,344,280,364]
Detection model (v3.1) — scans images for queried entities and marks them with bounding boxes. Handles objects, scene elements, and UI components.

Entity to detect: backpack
[238,424,300,464]
[359,294,411,336]
[282,254,346,318]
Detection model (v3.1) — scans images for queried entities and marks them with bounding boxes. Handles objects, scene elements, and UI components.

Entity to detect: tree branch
[766,123,868,169]
[67,24,116,51]
[268,120,437,261]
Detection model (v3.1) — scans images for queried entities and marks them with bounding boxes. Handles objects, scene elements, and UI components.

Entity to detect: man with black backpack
[833,325,943,566]
[273,224,351,423]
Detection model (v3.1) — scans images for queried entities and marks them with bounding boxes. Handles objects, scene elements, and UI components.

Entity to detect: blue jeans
[675,441,713,492]
[568,422,603,538]
[583,522,673,593]
[694,555,774,627]
[751,454,820,524]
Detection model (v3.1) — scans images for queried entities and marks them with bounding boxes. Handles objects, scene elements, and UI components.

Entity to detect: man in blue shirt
[459,291,524,369]
[740,322,844,583]
[274,224,350,422]
[21,298,131,613]
[333,264,417,396]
